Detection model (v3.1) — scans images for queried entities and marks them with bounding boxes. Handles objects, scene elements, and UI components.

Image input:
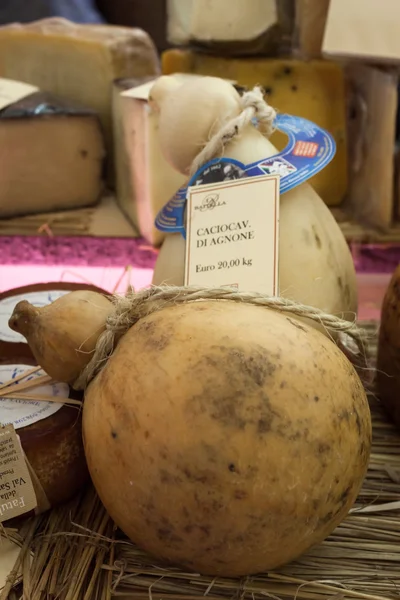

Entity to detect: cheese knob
[151,76,242,175]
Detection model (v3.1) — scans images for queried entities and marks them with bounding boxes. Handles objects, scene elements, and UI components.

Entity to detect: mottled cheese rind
[0,18,161,184]
[162,50,347,207]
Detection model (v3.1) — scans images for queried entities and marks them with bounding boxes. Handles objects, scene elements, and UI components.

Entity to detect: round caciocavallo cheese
[0,362,88,520]
[0,282,109,365]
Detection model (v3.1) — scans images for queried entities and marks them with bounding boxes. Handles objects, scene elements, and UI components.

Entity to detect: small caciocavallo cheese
[0,88,106,217]
[0,282,110,364]
[0,18,161,184]
[162,50,348,207]
[115,75,199,246]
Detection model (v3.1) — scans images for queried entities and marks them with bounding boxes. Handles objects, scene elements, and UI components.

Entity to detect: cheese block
[115,77,188,246]
[0,363,88,519]
[322,0,400,64]
[0,282,109,365]
[345,65,397,229]
[0,90,106,217]
[112,77,151,240]
[167,0,294,56]
[162,50,348,207]
[0,18,161,184]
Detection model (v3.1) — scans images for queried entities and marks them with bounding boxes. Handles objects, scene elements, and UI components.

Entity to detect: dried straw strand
[0,367,43,392]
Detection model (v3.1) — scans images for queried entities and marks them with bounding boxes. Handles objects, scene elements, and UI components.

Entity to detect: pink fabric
[0,265,153,294]
[0,265,386,321]
[0,236,158,269]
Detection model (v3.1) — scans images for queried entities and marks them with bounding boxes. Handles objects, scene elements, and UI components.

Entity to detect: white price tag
[0,78,39,111]
[184,174,279,295]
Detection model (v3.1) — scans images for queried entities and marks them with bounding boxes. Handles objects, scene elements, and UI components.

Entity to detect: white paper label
[184,174,280,295]
[0,290,68,343]
[0,365,68,429]
[0,78,39,111]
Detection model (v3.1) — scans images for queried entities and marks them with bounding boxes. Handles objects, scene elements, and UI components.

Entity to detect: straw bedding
[2,320,400,600]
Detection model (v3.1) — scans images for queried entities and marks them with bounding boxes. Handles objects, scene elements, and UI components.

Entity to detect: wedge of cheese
[162,49,348,207]
[0,89,105,217]
[114,76,189,246]
[112,78,144,240]
[0,18,160,184]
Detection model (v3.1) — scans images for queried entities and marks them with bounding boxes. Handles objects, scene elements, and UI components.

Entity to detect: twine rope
[189,86,277,177]
[74,285,368,391]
